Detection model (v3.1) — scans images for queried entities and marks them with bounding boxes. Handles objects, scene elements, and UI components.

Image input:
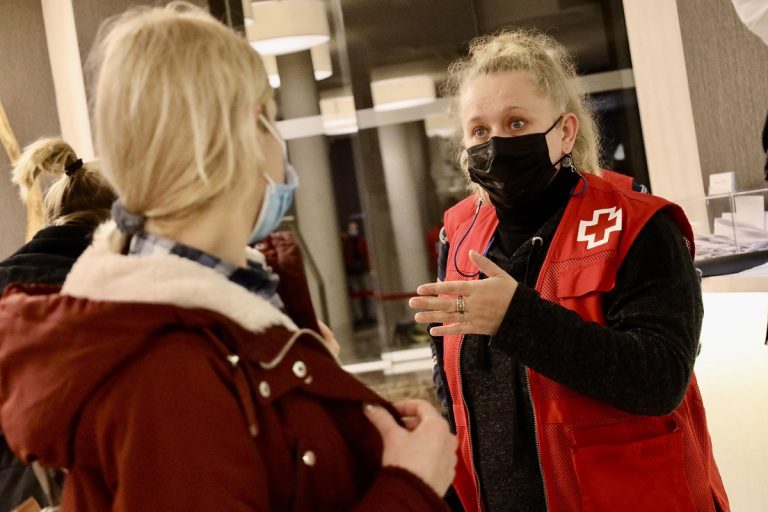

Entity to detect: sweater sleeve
[429,233,451,419]
[492,211,702,415]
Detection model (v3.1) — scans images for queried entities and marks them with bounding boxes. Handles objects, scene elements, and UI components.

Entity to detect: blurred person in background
[0,137,115,512]
[341,218,375,327]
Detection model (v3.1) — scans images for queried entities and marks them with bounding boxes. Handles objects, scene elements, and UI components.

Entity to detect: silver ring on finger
[459,312,465,323]
[456,295,466,313]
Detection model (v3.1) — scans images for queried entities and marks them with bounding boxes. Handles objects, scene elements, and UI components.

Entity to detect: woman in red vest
[409,30,729,512]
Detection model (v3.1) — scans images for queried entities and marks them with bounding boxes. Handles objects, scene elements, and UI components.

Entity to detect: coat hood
[0,233,297,468]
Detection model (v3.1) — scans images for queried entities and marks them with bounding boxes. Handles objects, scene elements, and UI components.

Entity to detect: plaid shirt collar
[128,232,282,308]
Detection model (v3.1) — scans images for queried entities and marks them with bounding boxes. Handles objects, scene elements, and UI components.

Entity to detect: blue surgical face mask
[248,115,300,244]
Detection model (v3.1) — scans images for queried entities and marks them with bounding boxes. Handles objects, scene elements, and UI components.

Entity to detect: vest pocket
[570,425,696,512]
[555,259,617,299]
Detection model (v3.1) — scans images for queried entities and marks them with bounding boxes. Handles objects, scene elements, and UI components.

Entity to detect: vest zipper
[452,225,494,511]
[525,368,550,512]
[458,332,484,512]
[524,236,544,287]
[524,235,550,511]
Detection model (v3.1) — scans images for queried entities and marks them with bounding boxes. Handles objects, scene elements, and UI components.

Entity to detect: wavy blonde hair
[87,2,272,251]
[444,30,602,194]
[11,138,115,227]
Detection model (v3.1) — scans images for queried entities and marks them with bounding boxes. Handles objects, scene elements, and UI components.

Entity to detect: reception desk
[697,276,768,511]
[346,276,768,509]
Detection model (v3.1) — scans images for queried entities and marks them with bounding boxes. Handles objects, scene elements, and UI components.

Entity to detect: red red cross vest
[442,171,729,512]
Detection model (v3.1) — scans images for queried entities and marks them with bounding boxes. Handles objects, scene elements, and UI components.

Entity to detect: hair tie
[65,158,83,176]
[111,200,146,237]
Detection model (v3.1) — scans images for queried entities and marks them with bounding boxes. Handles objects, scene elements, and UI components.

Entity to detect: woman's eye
[510,119,526,130]
[472,127,488,139]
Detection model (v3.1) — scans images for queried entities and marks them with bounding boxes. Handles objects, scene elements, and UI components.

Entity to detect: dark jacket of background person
[0,225,94,292]
[0,223,95,512]
[0,232,448,511]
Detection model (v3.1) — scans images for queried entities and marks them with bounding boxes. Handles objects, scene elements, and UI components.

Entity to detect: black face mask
[467,116,566,209]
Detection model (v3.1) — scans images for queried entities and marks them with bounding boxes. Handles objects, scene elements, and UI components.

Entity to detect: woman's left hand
[317,320,341,356]
[409,250,518,337]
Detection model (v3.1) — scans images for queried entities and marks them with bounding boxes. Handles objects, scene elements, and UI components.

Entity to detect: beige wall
[0,0,209,260]
[73,0,209,75]
[678,0,768,192]
[0,1,60,259]
[622,0,708,229]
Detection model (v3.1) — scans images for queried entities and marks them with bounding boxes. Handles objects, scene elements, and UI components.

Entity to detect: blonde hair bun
[11,137,115,227]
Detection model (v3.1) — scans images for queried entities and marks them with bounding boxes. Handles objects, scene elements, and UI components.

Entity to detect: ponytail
[11,138,115,227]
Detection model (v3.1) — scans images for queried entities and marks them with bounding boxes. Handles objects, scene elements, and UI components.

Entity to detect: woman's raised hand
[364,399,457,497]
[409,250,518,337]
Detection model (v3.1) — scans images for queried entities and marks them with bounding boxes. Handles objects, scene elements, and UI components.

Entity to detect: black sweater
[433,173,702,511]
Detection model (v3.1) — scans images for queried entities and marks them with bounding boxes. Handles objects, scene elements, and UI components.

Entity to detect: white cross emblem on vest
[576,207,623,249]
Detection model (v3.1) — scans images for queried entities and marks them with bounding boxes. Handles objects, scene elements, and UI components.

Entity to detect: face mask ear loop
[546,115,565,134]
[570,171,588,197]
[453,200,484,278]
[259,113,288,157]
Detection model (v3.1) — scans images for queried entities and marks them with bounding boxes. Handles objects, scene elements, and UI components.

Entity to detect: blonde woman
[0,138,113,511]
[0,138,114,292]
[409,31,729,511]
[0,4,455,511]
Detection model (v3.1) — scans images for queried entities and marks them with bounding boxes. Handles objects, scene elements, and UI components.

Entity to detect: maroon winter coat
[0,232,448,511]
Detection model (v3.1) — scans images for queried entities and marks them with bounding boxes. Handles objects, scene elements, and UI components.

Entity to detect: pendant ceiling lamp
[311,44,332,80]
[319,95,358,135]
[247,1,330,56]
[259,44,333,89]
[424,113,459,138]
[261,54,282,89]
[371,75,436,112]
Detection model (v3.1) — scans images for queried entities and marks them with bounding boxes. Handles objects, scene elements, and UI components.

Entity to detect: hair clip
[65,158,83,176]
[111,200,146,237]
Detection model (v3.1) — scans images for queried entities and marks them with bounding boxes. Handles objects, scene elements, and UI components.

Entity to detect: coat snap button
[302,450,316,466]
[292,361,307,378]
[258,381,271,398]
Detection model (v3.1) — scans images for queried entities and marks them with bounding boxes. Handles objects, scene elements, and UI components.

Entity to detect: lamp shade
[319,95,358,135]
[311,44,332,81]
[260,54,281,88]
[371,75,436,112]
[258,44,332,89]
[248,1,330,56]
[424,114,459,138]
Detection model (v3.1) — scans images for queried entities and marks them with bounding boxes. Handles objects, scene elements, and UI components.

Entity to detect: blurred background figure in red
[342,218,375,328]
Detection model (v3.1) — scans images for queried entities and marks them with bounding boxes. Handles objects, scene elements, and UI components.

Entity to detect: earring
[561,153,576,173]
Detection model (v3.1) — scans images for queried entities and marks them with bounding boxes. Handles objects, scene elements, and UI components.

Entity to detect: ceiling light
[424,114,459,138]
[320,95,358,135]
[260,53,281,88]
[371,75,436,112]
[311,44,332,81]
[258,43,333,89]
[247,1,330,56]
